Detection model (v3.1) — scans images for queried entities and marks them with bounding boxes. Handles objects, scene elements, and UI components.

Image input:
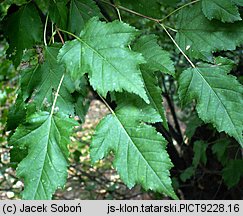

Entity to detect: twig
[56,28,65,45]
[44,15,49,46]
[160,0,200,22]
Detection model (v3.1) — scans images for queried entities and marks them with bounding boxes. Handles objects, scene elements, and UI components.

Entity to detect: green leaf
[184,113,203,140]
[158,0,180,6]
[179,57,243,146]
[132,34,175,128]
[5,0,29,6]
[212,139,230,165]
[141,70,168,129]
[90,95,177,199]
[222,160,243,188]
[21,45,76,115]
[176,3,243,61]
[180,166,195,182]
[192,140,208,167]
[10,111,77,199]
[58,18,149,103]
[201,0,242,23]
[35,0,50,14]
[133,35,175,76]
[49,0,68,29]
[232,0,243,6]
[4,2,42,67]
[72,76,90,123]
[118,0,162,18]
[69,0,102,35]
[7,92,26,130]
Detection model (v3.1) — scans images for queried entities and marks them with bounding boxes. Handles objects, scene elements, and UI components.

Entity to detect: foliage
[0,0,242,200]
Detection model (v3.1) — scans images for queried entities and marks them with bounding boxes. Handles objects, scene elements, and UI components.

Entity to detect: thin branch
[44,15,49,46]
[100,0,160,22]
[116,7,122,22]
[56,28,65,44]
[50,28,65,116]
[51,74,65,116]
[51,22,55,43]
[48,30,57,45]
[98,94,115,115]
[100,0,196,68]
[160,0,200,22]
[159,23,196,68]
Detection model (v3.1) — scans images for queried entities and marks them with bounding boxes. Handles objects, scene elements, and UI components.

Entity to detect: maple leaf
[58,17,149,103]
[91,95,177,199]
[201,0,242,23]
[179,57,243,145]
[10,112,77,199]
[176,3,243,61]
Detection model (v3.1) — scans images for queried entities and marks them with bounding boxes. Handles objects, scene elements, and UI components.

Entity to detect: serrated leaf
[10,112,77,199]
[179,57,243,146]
[232,0,243,6]
[69,0,102,35]
[133,35,175,76]
[141,70,168,129]
[222,160,243,188]
[192,140,208,166]
[132,34,175,128]
[176,3,243,61]
[201,0,242,23]
[4,3,42,67]
[90,95,177,199]
[21,45,76,115]
[58,18,149,103]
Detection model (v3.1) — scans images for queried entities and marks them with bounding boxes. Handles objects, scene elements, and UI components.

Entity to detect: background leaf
[176,3,243,61]
[201,0,242,23]
[4,2,42,67]
[222,160,243,188]
[179,58,243,146]
[68,0,102,35]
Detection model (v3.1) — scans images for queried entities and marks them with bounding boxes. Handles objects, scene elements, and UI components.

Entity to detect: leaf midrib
[113,114,174,197]
[195,68,240,139]
[74,36,145,97]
